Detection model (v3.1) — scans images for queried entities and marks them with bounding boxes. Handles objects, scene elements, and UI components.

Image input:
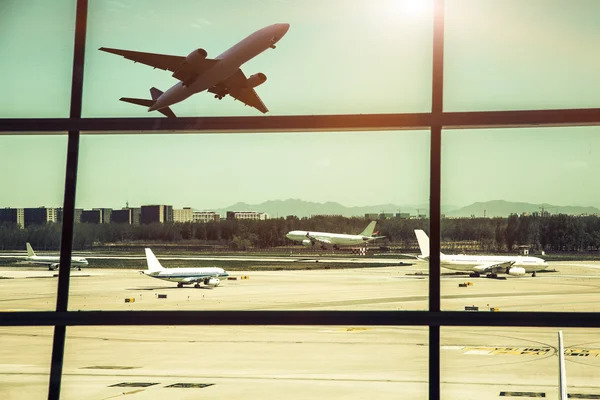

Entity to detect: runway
[1,260,600,399]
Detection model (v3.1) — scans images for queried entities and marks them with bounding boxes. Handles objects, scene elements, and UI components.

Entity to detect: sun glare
[395,0,433,17]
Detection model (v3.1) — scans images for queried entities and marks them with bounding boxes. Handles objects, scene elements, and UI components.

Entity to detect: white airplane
[100,23,290,117]
[25,243,88,270]
[143,248,229,288]
[414,230,549,278]
[285,221,385,250]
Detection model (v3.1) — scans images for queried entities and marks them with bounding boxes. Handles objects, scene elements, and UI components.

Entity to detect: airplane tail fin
[119,87,177,118]
[414,229,446,258]
[26,243,36,257]
[359,221,377,237]
[145,248,166,273]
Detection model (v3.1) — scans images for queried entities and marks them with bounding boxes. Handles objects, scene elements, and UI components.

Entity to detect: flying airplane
[25,243,88,270]
[99,23,290,117]
[285,221,385,250]
[414,230,549,278]
[143,248,229,288]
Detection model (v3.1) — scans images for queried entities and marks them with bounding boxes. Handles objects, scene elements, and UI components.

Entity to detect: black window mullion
[48,0,88,399]
[430,0,445,399]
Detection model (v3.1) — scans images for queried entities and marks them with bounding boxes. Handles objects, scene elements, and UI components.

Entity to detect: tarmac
[1,260,600,399]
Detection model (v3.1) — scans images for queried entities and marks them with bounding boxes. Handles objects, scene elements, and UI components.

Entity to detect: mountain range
[208,199,600,219]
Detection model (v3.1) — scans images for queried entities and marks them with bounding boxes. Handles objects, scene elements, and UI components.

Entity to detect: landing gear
[177,282,184,288]
[469,272,480,278]
[532,271,536,277]
[194,283,201,288]
[320,245,327,250]
[486,273,498,279]
[213,94,224,100]
[333,245,339,250]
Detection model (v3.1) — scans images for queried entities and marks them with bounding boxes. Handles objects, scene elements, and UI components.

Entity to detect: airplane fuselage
[439,254,549,273]
[146,267,228,284]
[150,23,289,112]
[26,255,89,267]
[286,231,377,247]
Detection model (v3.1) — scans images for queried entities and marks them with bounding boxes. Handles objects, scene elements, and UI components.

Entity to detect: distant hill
[211,199,457,219]
[445,200,600,218]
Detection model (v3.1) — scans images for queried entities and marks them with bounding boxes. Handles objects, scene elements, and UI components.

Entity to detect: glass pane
[442,327,600,398]
[71,130,429,310]
[441,127,600,311]
[0,135,69,311]
[63,325,427,398]
[83,0,433,117]
[444,0,600,111]
[0,327,53,399]
[0,0,76,117]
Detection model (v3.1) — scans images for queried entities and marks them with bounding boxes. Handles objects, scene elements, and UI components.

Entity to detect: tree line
[0,214,599,252]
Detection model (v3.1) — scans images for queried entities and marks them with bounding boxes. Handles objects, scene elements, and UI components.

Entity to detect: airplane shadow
[128,286,214,291]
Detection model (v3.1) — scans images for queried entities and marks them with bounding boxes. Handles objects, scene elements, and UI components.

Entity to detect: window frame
[1,1,600,399]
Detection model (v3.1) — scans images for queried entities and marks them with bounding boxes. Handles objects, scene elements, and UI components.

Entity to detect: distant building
[141,205,173,224]
[57,208,83,224]
[396,213,410,219]
[111,209,131,224]
[173,207,193,223]
[226,211,269,221]
[93,208,113,223]
[193,211,220,223]
[23,207,57,227]
[0,208,25,228]
[81,209,101,224]
[379,213,394,220]
[365,213,379,220]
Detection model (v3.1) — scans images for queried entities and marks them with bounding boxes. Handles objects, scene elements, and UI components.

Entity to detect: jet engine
[204,277,221,286]
[172,48,208,86]
[186,48,208,65]
[507,267,526,276]
[302,239,313,246]
[48,263,60,271]
[246,73,267,88]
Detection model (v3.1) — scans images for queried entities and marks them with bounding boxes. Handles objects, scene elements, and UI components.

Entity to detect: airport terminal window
[2,0,600,399]
[0,0,76,118]
[444,0,600,111]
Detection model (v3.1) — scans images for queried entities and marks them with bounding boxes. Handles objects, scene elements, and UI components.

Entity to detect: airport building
[111,209,131,224]
[365,213,379,220]
[93,208,112,224]
[226,211,269,220]
[80,210,101,224]
[192,210,220,223]
[0,207,25,228]
[141,205,173,224]
[57,208,83,224]
[23,207,58,227]
[173,207,193,223]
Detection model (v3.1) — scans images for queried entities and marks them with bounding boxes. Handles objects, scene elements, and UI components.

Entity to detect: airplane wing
[306,234,332,245]
[210,69,269,113]
[99,47,186,72]
[472,261,515,273]
[99,47,219,85]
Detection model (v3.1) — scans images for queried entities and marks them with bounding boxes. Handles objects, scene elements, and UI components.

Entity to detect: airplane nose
[278,23,290,34]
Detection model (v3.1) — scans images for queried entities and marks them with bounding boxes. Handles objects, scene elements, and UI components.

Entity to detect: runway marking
[565,349,600,357]
[165,383,214,389]
[463,347,551,356]
[109,382,159,388]
[82,366,139,370]
[499,391,545,397]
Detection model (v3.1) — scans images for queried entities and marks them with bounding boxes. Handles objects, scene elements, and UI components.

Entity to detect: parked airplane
[100,23,290,117]
[25,243,88,270]
[286,221,385,250]
[143,248,229,288]
[414,230,549,278]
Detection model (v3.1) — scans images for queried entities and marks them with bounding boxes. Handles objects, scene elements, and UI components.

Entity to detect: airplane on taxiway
[285,221,385,250]
[143,248,229,288]
[25,243,88,270]
[414,229,549,278]
[100,23,290,117]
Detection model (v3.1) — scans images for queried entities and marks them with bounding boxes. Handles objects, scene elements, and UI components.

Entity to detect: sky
[1,0,600,211]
